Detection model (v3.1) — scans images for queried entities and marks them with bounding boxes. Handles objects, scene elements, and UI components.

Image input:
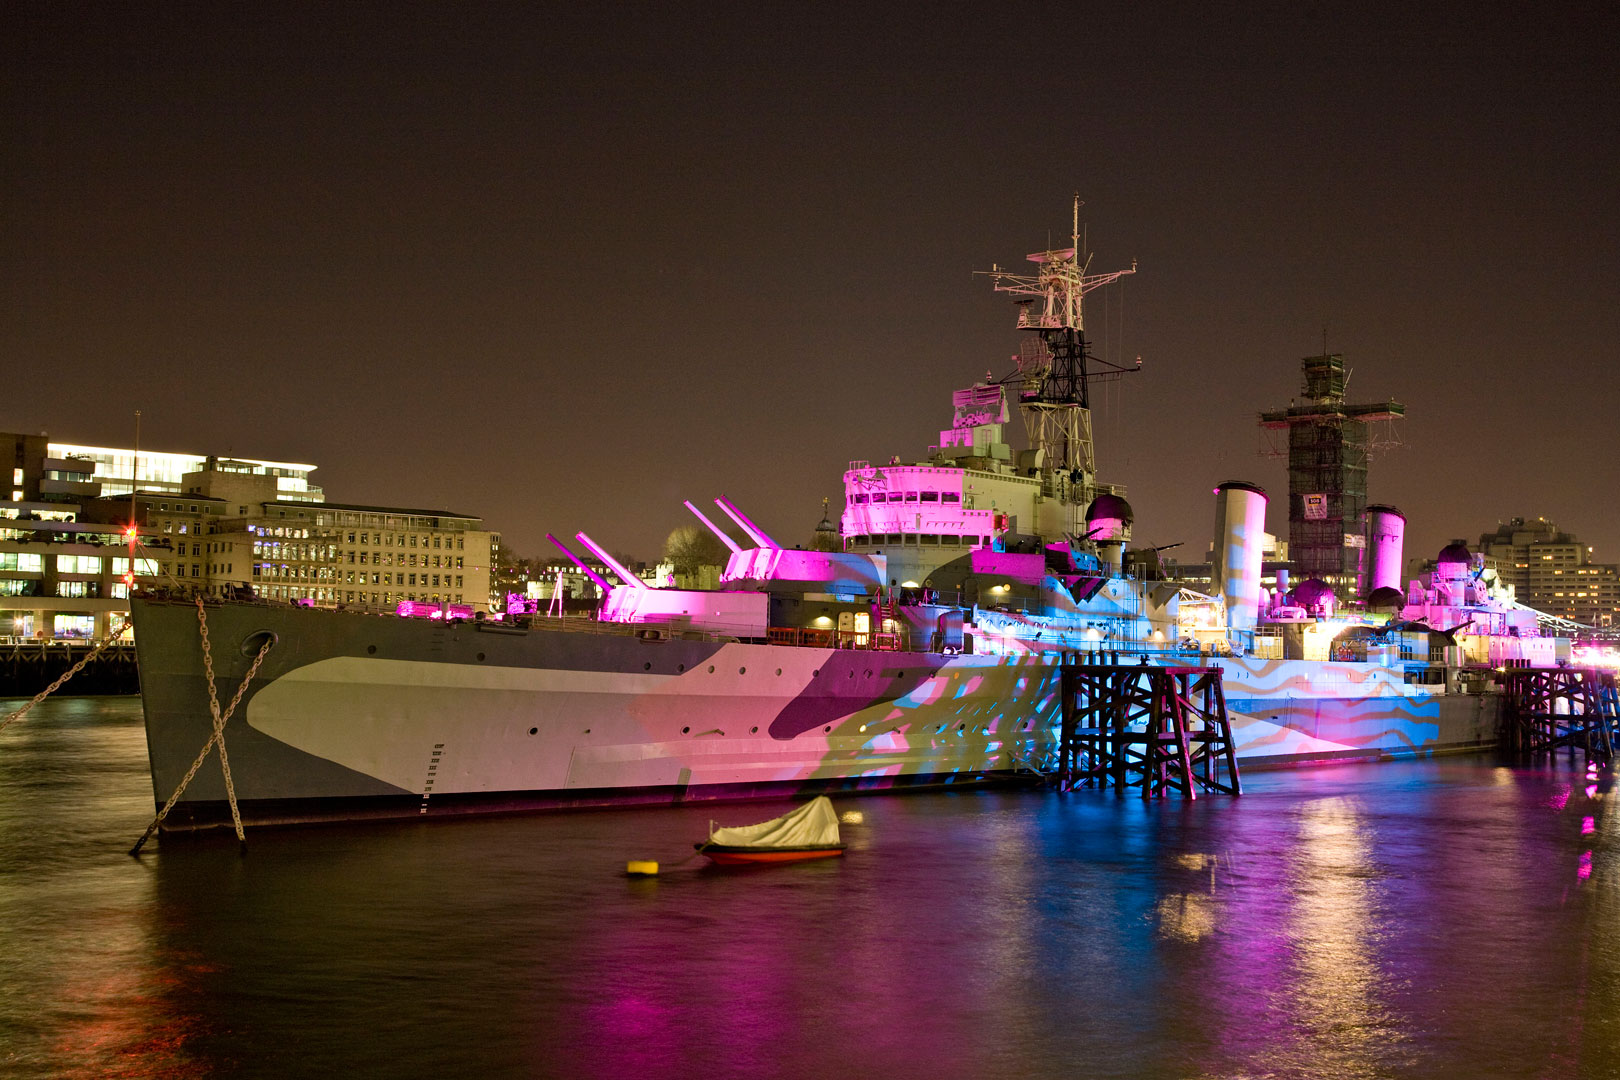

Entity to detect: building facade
[1478,517,1620,632]
[47,442,323,502]
[2,433,148,641]
[5,430,498,641]
[81,462,496,613]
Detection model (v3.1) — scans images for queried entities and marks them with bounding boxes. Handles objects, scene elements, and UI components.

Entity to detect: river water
[2,696,1619,1079]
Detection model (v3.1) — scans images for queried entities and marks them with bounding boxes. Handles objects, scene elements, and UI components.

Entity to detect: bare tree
[663,524,730,577]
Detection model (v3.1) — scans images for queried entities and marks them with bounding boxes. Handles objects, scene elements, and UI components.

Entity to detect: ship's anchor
[130,598,274,856]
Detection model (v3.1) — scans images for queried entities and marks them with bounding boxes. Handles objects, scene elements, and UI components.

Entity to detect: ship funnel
[714,496,780,550]
[574,532,647,590]
[546,533,613,594]
[1211,482,1267,632]
[1084,494,1133,575]
[683,500,743,554]
[1365,505,1406,598]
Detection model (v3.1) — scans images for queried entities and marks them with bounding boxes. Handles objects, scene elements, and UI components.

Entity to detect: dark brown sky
[6,4,1618,567]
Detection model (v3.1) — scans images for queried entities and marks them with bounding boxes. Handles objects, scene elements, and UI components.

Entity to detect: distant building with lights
[3,430,498,642]
[1477,517,1620,632]
[46,441,323,503]
[2,432,138,640]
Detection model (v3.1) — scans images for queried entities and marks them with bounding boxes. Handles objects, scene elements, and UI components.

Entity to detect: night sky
[7,5,1618,568]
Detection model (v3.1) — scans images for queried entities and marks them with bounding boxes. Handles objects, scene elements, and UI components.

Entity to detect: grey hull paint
[134,598,736,810]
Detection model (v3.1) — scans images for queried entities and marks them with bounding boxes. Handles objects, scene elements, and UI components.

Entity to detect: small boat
[695,796,846,864]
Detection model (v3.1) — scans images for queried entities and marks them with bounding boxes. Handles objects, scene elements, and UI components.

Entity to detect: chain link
[130,599,273,856]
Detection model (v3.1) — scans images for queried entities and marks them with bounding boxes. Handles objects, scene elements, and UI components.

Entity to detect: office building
[4,430,497,640]
[1478,517,1620,631]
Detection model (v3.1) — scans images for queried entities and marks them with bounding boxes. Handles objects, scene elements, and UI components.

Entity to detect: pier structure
[1499,666,1620,762]
[0,638,139,696]
[1056,662,1240,798]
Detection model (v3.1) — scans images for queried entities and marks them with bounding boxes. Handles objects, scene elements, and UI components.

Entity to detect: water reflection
[0,697,211,1079]
[5,700,1620,1078]
[1284,796,1391,1077]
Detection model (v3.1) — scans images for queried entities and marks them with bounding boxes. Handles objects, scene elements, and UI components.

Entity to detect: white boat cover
[708,796,842,848]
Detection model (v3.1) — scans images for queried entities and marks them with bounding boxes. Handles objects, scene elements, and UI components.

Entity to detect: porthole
[824,725,832,733]
[678,663,685,672]
[750,726,759,734]
[739,667,746,675]
[584,728,591,734]
[528,727,538,735]
[775,668,782,676]
[708,665,715,673]
[476,652,486,662]
[366,644,377,655]
[644,662,652,671]
[682,726,691,734]
[812,668,820,677]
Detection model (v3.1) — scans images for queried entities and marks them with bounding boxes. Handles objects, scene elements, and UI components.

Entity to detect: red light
[124,525,137,540]
[122,572,135,585]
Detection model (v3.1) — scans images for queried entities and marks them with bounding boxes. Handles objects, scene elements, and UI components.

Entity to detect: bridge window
[920,492,939,502]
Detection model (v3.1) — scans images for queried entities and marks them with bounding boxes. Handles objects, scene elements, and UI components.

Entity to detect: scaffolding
[1258,354,1403,596]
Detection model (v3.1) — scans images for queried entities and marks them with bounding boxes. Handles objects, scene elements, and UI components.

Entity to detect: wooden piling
[1058,662,1240,798]
[1500,667,1619,763]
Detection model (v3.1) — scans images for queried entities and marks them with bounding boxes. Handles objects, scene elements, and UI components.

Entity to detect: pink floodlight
[545,533,613,593]
[714,496,779,550]
[683,500,743,554]
[575,531,647,590]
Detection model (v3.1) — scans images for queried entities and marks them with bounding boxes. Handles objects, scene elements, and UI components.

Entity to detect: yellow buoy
[626,860,659,876]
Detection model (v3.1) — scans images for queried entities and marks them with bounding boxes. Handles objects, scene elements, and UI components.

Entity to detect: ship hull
[132,598,1502,830]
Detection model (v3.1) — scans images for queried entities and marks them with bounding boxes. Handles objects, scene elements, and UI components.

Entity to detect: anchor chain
[130,599,272,856]
[0,619,132,735]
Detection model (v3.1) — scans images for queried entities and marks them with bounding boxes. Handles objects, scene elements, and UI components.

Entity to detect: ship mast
[981,195,1137,510]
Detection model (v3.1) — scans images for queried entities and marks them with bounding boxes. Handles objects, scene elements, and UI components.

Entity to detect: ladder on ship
[1056,661,1241,798]
[1500,666,1620,764]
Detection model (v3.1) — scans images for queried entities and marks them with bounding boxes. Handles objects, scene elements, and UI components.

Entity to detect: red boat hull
[700,845,845,865]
